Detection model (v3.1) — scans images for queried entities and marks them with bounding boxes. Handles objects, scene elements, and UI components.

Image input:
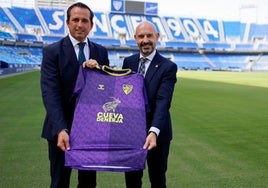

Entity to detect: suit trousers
[125,140,170,188]
[48,141,97,188]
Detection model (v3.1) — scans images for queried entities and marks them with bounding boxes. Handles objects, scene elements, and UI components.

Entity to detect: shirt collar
[68,34,88,47]
[140,50,156,62]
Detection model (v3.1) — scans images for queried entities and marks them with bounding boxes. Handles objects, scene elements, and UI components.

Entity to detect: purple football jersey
[65,66,148,172]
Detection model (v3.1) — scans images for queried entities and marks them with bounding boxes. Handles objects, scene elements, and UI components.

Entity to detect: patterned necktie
[138,57,147,76]
[78,42,86,65]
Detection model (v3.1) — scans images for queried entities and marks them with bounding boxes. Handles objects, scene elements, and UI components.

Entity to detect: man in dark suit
[40,2,109,188]
[123,21,178,188]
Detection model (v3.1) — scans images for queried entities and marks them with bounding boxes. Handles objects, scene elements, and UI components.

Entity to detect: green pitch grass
[0,70,267,187]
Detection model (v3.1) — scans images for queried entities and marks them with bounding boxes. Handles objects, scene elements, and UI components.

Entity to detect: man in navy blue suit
[40,2,109,188]
[123,21,178,188]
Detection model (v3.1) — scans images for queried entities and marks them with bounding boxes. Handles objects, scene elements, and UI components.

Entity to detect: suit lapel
[62,36,78,66]
[127,54,140,72]
[145,52,162,82]
[87,39,93,59]
[133,55,140,72]
[88,39,99,60]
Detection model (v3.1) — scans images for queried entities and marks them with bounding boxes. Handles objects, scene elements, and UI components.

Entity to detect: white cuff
[149,127,160,137]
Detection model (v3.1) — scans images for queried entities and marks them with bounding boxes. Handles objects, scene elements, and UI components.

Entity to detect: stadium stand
[0,30,14,40]
[1,3,268,76]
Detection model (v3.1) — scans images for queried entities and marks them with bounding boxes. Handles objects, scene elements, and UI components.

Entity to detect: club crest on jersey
[96,97,123,123]
[122,84,133,95]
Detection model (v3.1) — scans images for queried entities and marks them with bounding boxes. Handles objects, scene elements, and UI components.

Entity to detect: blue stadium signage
[198,18,220,41]
[87,13,221,41]
[111,0,124,13]
[145,2,158,15]
[3,6,268,43]
[40,8,65,34]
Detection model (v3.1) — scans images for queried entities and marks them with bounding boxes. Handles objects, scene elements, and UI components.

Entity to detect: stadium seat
[1,5,268,72]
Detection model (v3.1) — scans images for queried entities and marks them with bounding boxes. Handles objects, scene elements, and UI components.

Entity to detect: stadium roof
[0,0,267,23]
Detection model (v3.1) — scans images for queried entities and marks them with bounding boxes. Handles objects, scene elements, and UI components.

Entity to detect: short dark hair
[66,2,94,25]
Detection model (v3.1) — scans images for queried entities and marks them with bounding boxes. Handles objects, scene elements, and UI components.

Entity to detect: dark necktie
[78,42,86,65]
[138,57,147,76]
